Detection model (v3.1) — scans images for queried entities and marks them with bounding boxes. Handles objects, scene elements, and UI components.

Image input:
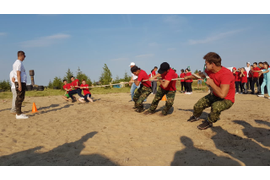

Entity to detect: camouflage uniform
[133,85,152,111]
[15,82,26,115]
[193,93,234,123]
[148,86,176,115]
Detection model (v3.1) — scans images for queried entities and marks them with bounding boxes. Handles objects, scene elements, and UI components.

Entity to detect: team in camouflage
[133,85,152,112]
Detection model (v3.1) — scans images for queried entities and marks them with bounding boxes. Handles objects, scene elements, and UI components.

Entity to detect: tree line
[48,64,131,89]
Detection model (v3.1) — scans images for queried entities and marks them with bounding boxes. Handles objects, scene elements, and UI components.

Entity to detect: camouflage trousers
[15,82,26,115]
[193,93,234,123]
[133,85,152,110]
[149,86,176,115]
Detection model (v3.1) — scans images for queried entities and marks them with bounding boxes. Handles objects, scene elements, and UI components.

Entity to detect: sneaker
[197,120,213,130]
[144,110,155,115]
[235,92,239,94]
[258,94,264,97]
[187,115,200,122]
[16,114,29,119]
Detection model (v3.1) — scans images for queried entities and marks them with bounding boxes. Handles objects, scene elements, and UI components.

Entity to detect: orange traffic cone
[32,102,38,113]
[161,95,167,101]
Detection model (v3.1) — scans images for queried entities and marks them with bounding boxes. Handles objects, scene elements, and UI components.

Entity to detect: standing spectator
[255,62,270,98]
[251,62,261,94]
[12,51,28,119]
[245,62,251,90]
[258,62,268,94]
[240,67,247,94]
[9,70,16,114]
[233,67,241,94]
[151,66,158,94]
[197,70,203,89]
[180,69,186,93]
[185,68,192,94]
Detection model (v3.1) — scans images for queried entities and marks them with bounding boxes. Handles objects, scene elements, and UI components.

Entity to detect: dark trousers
[181,82,185,92]
[251,77,260,94]
[15,82,26,115]
[185,82,192,92]
[241,82,247,93]
[247,77,252,90]
[235,81,241,93]
[68,89,83,99]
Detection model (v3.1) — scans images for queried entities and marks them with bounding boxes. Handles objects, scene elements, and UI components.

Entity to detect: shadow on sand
[0,131,118,166]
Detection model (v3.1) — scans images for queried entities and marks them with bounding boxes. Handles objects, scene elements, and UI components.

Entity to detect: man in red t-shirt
[184,52,235,130]
[131,66,152,112]
[151,66,158,94]
[145,62,178,116]
[68,76,84,102]
[251,62,261,94]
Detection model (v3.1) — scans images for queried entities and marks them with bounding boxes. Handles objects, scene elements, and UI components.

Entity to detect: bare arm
[149,73,162,81]
[261,70,269,74]
[17,71,22,91]
[159,80,170,89]
[207,79,230,99]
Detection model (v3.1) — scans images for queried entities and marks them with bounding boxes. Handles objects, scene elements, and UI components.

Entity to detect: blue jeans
[69,89,84,99]
[131,83,140,101]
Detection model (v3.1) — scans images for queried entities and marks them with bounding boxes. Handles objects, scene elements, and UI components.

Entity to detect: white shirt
[13,59,27,83]
[245,66,250,77]
[9,70,16,89]
[131,73,138,80]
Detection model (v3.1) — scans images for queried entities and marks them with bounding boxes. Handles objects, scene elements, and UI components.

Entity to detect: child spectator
[240,67,247,94]
[179,69,186,93]
[185,68,193,94]
[233,67,241,94]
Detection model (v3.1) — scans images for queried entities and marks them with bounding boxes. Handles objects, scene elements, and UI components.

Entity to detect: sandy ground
[0,91,270,166]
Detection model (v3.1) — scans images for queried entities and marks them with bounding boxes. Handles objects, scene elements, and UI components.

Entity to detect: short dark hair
[263,61,269,68]
[17,51,25,57]
[154,66,158,69]
[70,76,74,79]
[181,69,184,73]
[82,79,86,81]
[63,79,67,82]
[203,52,221,66]
[131,66,140,73]
[258,62,263,64]
[253,62,257,65]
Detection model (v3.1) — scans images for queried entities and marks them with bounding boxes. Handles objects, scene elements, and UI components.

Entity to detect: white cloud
[188,29,244,45]
[0,32,7,36]
[110,58,129,62]
[135,54,154,58]
[162,15,187,25]
[20,33,71,48]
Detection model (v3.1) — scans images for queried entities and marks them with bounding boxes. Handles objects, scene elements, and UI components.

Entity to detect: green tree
[194,69,199,74]
[64,68,74,83]
[48,80,53,89]
[76,67,92,86]
[113,75,120,84]
[52,77,62,89]
[99,64,112,85]
[0,80,11,91]
[123,71,131,82]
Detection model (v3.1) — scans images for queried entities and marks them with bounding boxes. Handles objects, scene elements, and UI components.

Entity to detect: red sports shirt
[80,84,91,95]
[71,79,80,89]
[241,71,247,83]
[205,66,235,103]
[185,72,192,83]
[252,67,260,78]
[161,68,178,91]
[180,73,185,82]
[137,69,151,88]
[63,83,71,92]
[151,70,156,77]
[234,71,241,82]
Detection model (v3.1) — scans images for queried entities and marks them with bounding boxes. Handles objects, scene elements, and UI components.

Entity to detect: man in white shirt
[13,51,28,119]
[9,70,16,114]
[245,62,251,91]
[129,62,140,102]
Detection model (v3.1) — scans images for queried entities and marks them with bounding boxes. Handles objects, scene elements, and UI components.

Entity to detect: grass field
[0,80,207,99]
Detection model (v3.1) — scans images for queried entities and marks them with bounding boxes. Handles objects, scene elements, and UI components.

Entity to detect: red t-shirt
[205,66,235,103]
[185,72,192,83]
[248,70,253,78]
[252,67,260,78]
[137,69,151,88]
[80,84,91,95]
[234,71,241,82]
[241,71,247,83]
[63,83,71,92]
[161,68,178,91]
[180,73,185,82]
[151,70,156,77]
[71,79,80,89]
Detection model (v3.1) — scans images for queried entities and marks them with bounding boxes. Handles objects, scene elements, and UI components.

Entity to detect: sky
[1,14,270,86]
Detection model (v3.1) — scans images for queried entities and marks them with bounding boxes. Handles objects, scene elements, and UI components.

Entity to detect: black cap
[131,65,140,73]
[158,62,170,74]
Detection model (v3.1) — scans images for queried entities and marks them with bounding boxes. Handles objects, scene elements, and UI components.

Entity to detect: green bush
[0,80,11,91]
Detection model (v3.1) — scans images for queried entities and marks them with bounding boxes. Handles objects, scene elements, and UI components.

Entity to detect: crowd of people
[233,61,270,98]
